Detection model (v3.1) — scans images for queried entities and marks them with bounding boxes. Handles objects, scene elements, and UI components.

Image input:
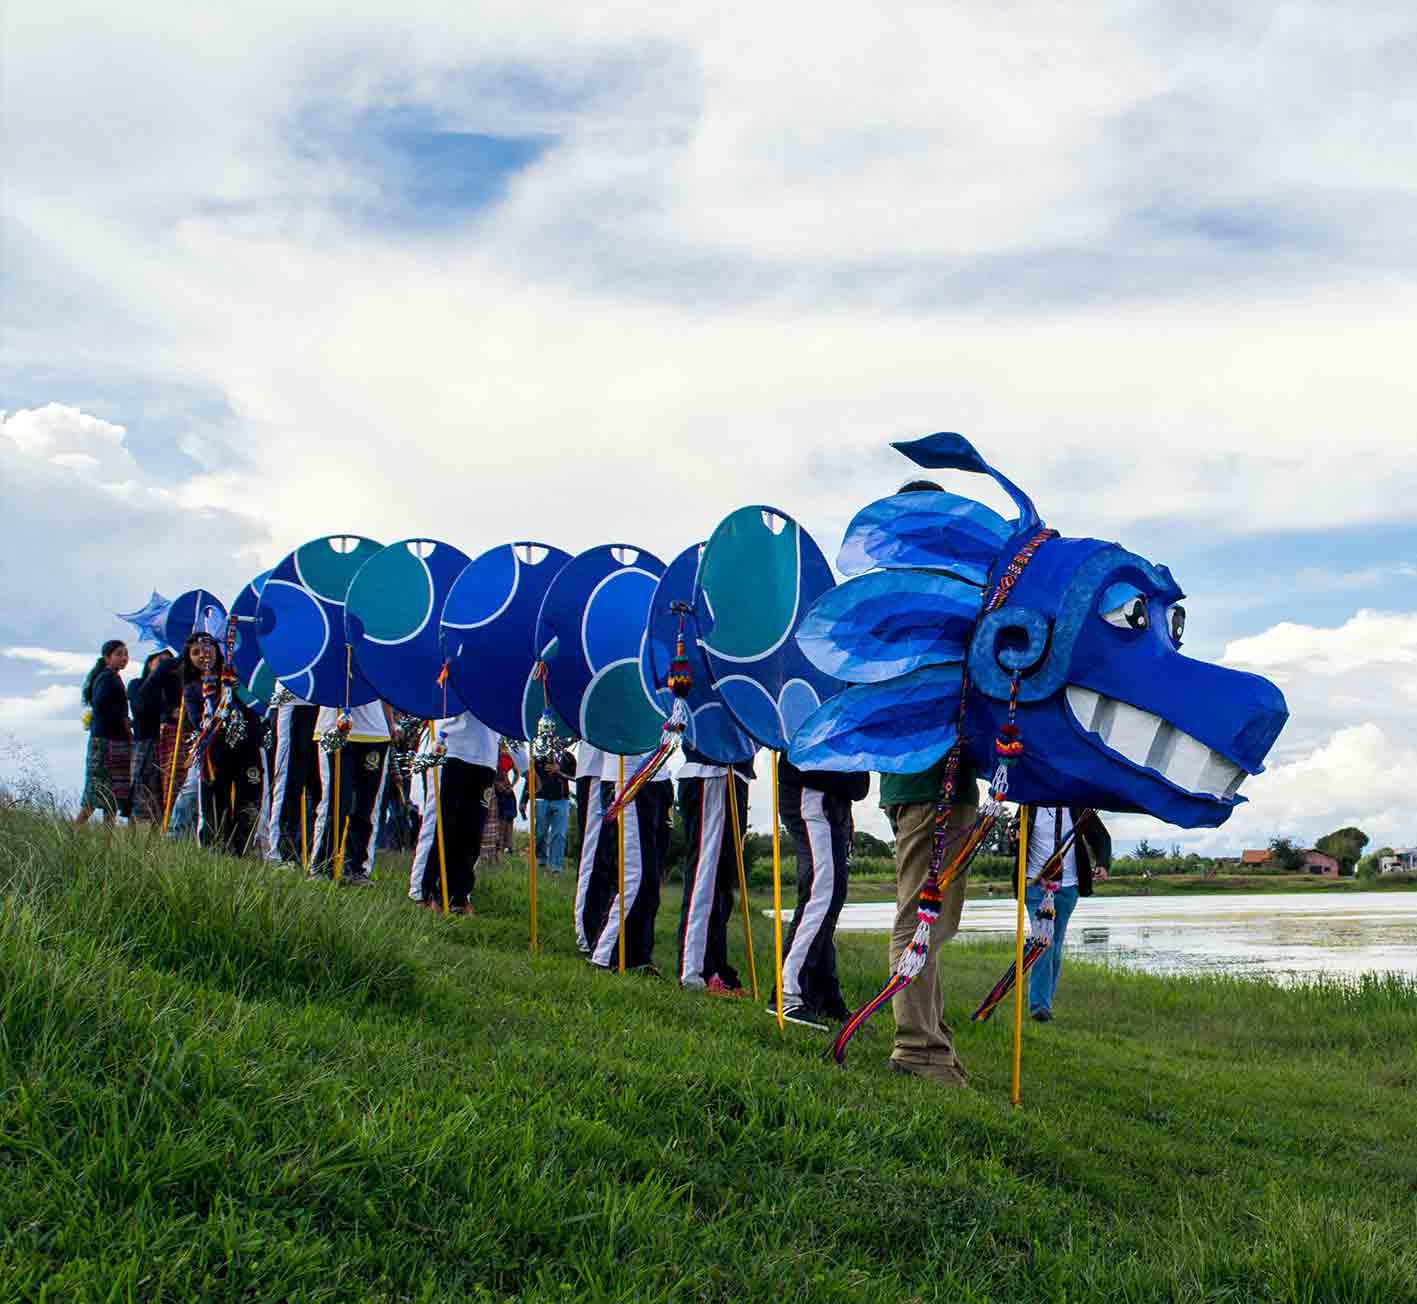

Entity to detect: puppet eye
[1167,604,1186,647]
[1100,584,1149,632]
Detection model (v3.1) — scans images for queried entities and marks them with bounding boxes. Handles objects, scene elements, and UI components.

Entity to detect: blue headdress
[793,433,1289,1061]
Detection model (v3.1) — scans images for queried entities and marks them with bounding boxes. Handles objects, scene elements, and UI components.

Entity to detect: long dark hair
[81,639,127,706]
[179,632,225,684]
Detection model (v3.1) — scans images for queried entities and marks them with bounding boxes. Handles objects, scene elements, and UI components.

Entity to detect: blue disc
[346,539,471,719]
[534,544,665,755]
[255,534,384,706]
[440,542,573,739]
[641,543,755,764]
[161,589,227,652]
[695,506,844,752]
[230,571,276,709]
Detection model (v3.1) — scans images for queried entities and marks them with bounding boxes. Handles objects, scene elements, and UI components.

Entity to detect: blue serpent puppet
[789,432,1289,1060]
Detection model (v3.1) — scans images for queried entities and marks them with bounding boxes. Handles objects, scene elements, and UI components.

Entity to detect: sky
[4,2,1417,853]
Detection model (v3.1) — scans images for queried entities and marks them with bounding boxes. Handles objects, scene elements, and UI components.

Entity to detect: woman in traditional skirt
[128,649,174,822]
[76,639,132,824]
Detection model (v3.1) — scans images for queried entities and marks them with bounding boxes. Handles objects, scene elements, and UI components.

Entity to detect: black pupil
[1126,598,1148,630]
[1170,608,1185,642]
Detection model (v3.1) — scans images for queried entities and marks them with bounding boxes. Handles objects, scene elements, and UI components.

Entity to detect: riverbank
[4,809,1415,1301]
[833,870,1417,903]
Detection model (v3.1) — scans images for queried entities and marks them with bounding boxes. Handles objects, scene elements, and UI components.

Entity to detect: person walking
[522,746,575,873]
[76,639,132,825]
[1013,806,1111,1022]
[573,744,608,952]
[774,758,870,1026]
[127,649,172,823]
[310,700,394,885]
[588,754,672,974]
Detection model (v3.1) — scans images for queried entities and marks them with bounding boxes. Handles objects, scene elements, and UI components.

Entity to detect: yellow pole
[725,768,758,1001]
[332,745,343,881]
[1011,804,1031,1108]
[431,722,450,915]
[160,694,187,837]
[527,749,539,951]
[617,755,626,974]
[771,751,784,1034]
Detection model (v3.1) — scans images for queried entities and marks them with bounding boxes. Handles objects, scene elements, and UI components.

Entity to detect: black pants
[269,704,320,863]
[778,782,853,1016]
[200,707,266,855]
[676,774,747,987]
[588,779,671,969]
[317,740,389,877]
[421,759,493,906]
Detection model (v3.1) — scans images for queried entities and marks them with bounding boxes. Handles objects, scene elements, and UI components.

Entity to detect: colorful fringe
[603,700,690,823]
[970,938,1051,1022]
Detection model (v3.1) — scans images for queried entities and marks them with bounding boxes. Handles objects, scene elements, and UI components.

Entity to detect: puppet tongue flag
[115,591,171,645]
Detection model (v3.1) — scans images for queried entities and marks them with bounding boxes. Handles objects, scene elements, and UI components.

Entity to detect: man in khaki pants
[882,757,978,1086]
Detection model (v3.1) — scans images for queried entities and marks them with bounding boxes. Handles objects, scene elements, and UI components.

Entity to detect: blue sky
[5,2,1417,853]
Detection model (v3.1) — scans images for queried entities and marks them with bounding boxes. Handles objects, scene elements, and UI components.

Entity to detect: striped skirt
[81,734,133,816]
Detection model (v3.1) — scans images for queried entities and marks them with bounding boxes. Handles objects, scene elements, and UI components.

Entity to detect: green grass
[3,808,1416,1301]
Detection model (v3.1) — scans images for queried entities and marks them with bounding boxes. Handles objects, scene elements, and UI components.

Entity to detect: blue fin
[892,432,1041,531]
[837,491,1010,584]
[788,664,962,774]
[796,570,982,683]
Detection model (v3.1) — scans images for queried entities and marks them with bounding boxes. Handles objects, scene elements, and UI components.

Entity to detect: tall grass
[1,805,1415,1301]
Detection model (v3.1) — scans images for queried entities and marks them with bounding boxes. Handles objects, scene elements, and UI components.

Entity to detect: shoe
[450,902,475,916]
[1031,1009,1053,1022]
[630,962,664,979]
[822,1002,852,1022]
[340,872,372,888]
[765,1001,828,1031]
[888,1057,969,1088]
[705,976,748,999]
[681,975,707,992]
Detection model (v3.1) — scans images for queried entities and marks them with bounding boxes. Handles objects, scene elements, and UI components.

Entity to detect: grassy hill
[2,807,1415,1302]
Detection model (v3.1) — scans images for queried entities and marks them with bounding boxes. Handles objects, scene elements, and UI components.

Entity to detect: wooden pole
[331,745,343,881]
[431,721,450,915]
[771,751,784,1034]
[160,694,187,837]
[617,754,626,974]
[725,768,758,1001]
[527,749,539,951]
[1011,804,1031,1108]
[300,788,308,872]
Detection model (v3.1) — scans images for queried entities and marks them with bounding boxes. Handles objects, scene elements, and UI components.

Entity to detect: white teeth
[1064,685,1246,801]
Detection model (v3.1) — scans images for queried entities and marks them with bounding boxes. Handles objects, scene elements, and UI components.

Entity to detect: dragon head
[790,433,1287,829]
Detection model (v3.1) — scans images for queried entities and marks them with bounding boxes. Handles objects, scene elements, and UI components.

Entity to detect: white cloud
[1,404,140,485]
[1223,610,1417,677]
[1,647,99,676]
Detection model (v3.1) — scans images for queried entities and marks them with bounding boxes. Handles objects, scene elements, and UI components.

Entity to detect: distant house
[1240,849,1272,867]
[1299,850,1340,878]
[1379,848,1417,875]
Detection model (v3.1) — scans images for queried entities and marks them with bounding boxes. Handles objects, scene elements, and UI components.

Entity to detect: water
[828,892,1417,982]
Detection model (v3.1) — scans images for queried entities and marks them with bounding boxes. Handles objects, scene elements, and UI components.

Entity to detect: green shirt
[879,749,978,809]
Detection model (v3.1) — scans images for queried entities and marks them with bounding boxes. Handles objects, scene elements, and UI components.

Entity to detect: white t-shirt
[577,744,607,781]
[314,702,389,742]
[1027,806,1078,889]
[437,712,500,768]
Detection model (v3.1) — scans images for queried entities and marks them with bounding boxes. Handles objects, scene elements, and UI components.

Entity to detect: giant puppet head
[790,433,1287,829]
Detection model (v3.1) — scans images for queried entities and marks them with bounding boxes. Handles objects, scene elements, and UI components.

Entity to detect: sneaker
[340,872,373,888]
[1031,1009,1053,1023]
[630,962,664,979]
[889,1057,969,1088]
[822,1002,852,1023]
[765,1001,828,1031]
[681,975,708,992]
[450,902,475,916]
[705,976,748,999]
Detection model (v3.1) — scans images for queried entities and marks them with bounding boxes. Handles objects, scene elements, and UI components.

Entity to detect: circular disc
[696,506,843,751]
[230,571,276,709]
[641,543,755,764]
[161,589,227,652]
[440,542,573,739]
[345,538,471,719]
[534,544,665,755]
[255,534,383,706]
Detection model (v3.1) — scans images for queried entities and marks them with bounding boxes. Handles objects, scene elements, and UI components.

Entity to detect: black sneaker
[765,1001,828,1032]
[340,872,373,888]
[1030,1009,1053,1022]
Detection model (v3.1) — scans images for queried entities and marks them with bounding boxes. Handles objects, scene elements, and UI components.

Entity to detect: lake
[826,892,1417,982]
